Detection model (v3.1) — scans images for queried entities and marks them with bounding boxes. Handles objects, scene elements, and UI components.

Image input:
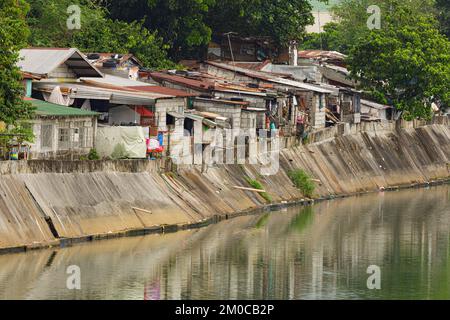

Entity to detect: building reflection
[0,185,449,299]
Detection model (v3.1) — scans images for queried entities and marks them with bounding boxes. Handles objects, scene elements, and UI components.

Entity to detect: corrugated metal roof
[150,72,214,91]
[126,85,197,98]
[298,50,347,60]
[149,71,274,97]
[24,98,99,117]
[18,48,103,78]
[269,77,333,94]
[222,60,272,71]
[196,111,228,121]
[205,61,333,94]
[81,74,153,88]
[361,99,392,110]
[184,113,203,121]
[194,97,249,106]
[33,82,161,105]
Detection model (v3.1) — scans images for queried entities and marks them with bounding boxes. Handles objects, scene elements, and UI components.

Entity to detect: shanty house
[200,61,332,130]
[360,99,393,122]
[25,98,99,159]
[18,48,195,158]
[192,97,246,131]
[146,71,274,110]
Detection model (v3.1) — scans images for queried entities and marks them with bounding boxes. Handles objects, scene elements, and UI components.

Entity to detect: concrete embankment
[0,123,449,252]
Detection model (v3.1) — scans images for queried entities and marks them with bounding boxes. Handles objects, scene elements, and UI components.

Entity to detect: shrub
[288,169,315,198]
[245,177,272,203]
[88,148,100,160]
[110,143,128,160]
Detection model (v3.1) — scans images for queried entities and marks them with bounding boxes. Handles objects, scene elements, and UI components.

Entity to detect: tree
[0,0,35,125]
[207,0,321,47]
[347,1,450,119]
[302,0,437,54]
[26,0,175,69]
[105,0,327,60]
[301,22,344,51]
[106,0,215,61]
[436,0,450,38]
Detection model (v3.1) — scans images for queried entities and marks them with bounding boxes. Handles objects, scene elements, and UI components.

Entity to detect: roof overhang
[18,48,103,78]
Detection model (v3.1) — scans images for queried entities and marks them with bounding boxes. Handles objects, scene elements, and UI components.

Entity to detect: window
[41,124,53,149]
[74,121,84,148]
[58,128,70,149]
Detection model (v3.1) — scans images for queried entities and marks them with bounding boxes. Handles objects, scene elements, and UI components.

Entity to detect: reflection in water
[0,185,449,300]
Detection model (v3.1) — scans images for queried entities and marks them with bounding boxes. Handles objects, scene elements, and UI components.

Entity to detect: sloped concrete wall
[0,124,448,252]
[280,124,450,196]
[0,177,55,250]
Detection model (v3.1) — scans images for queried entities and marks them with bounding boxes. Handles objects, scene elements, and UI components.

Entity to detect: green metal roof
[27,99,100,117]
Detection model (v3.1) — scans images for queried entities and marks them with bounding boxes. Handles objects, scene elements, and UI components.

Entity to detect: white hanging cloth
[45,86,74,106]
[81,99,92,111]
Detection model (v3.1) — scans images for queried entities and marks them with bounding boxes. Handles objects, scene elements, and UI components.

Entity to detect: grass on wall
[287,169,315,198]
[245,177,272,203]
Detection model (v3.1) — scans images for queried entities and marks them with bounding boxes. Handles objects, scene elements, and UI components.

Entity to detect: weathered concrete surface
[0,177,55,250]
[280,124,450,196]
[22,172,203,239]
[0,124,448,251]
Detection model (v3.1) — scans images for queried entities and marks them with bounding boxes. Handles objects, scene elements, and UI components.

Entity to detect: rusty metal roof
[150,72,214,91]
[204,61,333,94]
[194,97,250,106]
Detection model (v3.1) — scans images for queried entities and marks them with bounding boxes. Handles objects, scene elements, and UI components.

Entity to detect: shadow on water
[0,185,450,300]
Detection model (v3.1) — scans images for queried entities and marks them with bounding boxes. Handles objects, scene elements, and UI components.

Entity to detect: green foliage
[110,143,129,160]
[88,148,100,160]
[302,0,438,54]
[26,0,175,69]
[301,22,345,51]
[287,169,315,198]
[347,1,450,119]
[289,206,314,233]
[208,0,323,47]
[107,0,215,60]
[245,177,272,203]
[255,213,270,229]
[0,0,35,125]
[436,0,450,39]
[106,0,327,60]
[10,122,35,144]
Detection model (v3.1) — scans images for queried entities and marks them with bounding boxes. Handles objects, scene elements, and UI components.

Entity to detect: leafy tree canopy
[207,0,318,46]
[27,0,175,69]
[106,0,215,61]
[436,0,450,38]
[0,0,34,125]
[347,1,450,119]
[301,0,439,53]
[105,0,327,60]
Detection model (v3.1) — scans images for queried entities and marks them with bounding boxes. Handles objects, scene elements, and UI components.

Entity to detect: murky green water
[1,185,450,300]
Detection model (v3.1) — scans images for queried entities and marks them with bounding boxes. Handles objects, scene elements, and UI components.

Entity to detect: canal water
[0,185,449,300]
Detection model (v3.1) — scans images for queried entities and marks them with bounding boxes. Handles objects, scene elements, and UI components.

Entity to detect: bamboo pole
[233,186,267,193]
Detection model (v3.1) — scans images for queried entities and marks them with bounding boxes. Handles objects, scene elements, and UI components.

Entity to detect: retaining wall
[0,124,449,252]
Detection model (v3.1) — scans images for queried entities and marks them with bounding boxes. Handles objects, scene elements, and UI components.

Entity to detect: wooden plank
[233,186,267,193]
[132,207,153,214]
